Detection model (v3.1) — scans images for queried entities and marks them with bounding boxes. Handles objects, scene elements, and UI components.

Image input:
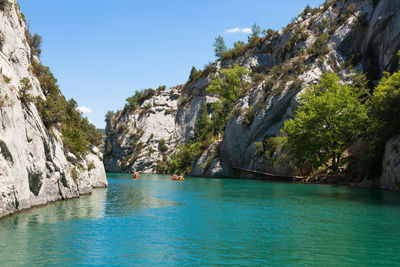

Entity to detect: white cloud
[76,106,93,114]
[226,27,252,34]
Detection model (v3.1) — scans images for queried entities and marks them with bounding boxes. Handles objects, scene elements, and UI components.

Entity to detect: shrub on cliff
[307,33,330,56]
[282,72,369,171]
[33,60,101,156]
[207,64,249,103]
[168,65,250,174]
[125,88,156,110]
[25,31,42,58]
[19,78,33,106]
[158,138,169,153]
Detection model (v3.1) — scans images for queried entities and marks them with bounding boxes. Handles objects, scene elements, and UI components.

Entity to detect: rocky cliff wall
[105,0,400,189]
[0,0,107,218]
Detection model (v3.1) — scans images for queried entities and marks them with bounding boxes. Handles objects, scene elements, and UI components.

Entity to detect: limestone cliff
[0,0,107,218]
[105,0,400,188]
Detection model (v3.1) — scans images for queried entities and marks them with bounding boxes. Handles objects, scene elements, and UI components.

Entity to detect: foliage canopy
[282,73,369,171]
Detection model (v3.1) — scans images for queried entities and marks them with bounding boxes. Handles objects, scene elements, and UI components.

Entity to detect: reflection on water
[1,173,400,266]
[104,174,181,217]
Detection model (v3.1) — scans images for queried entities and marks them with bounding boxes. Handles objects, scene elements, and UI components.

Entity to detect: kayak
[170,176,184,181]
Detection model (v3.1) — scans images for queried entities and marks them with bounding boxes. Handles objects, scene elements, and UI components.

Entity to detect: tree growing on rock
[282,72,369,172]
[206,64,249,103]
[213,35,227,59]
[189,66,200,81]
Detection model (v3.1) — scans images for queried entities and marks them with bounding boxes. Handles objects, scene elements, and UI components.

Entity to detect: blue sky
[18,0,322,128]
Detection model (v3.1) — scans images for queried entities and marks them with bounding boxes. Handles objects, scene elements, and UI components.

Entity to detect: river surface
[1,173,400,266]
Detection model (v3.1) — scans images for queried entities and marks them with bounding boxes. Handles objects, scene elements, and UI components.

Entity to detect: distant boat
[170,175,184,181]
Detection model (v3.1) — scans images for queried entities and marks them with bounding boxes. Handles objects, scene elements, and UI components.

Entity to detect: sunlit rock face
[0,0,107,219]
[105,0,400,187]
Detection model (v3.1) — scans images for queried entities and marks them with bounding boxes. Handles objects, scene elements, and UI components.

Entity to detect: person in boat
[171,174,178,180]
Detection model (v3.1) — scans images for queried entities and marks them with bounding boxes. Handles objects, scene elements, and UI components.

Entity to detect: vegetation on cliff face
[282,53,400,178]
[105,0,400,182]
[27,35,101,157]
[282,73,369,172]
[169,65,249,174]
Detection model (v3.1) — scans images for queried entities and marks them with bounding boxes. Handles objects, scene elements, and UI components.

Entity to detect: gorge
[104,0,400,191]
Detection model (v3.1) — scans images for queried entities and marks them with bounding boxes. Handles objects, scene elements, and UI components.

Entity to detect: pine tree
[189,66,199,80]
[213,36,227,58]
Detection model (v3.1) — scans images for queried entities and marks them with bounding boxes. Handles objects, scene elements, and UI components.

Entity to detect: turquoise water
[1,174,400,266]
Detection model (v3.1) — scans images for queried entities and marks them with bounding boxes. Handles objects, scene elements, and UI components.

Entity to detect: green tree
[156,85,166,93]
[189,66,200,80]
[282,72,369,171]
[105,110,115,123]
[26,32,42,58]
[213,35,227,58]
[194,102,211,140]
[248,23,262,43]
[371,70,400,138]
[207,64,249,103]
[19,77,33,105]
[250,23,261,38]
[169,65,249,174]
[233,40,245,49]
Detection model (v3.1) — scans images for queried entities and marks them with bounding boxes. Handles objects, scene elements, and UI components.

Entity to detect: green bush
[156,85,166,93]
[345,3,357,17]
[243,107,255,126]
[25,30,42,58]
[307,33,330,56]
[87,161,95,171]
[254,141,264,156]
[177,94,190,106]
[164,108,175,115]
[169,142,204,174]
[71,167,78,184]
[159,138,169,153]
[125,88,156,110]
[221,41,248,61]
[19,78,33,106]
[2,74,11,84]
[156,159,169,174]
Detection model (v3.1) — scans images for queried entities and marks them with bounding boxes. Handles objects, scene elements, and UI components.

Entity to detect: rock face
[104,90,180,173]
[105,0,400,189]
[380,135,400,191]
[0,1,107,219]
